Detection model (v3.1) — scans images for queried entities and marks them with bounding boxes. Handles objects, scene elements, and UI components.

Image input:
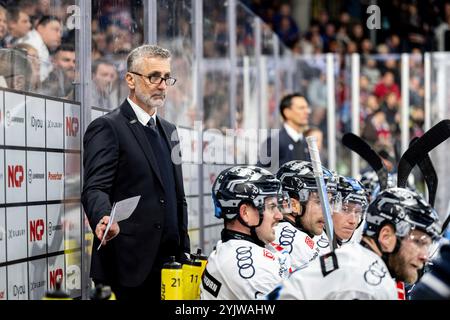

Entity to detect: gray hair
[127,45,171,72]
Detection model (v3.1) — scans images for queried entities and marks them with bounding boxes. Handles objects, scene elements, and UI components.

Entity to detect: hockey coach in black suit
[82,44,190,300]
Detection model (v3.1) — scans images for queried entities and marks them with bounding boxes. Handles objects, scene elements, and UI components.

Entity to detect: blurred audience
[18,15,62,81]
[41,43,76,100]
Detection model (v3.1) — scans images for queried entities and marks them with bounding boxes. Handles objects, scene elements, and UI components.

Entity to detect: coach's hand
[95,216,120,246]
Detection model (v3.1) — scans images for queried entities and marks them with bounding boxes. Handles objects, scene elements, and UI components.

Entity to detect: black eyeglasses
[129,71,177,86]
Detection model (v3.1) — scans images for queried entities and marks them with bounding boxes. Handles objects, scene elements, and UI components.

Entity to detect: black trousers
[110,266,162,301]
[96,244,180,301]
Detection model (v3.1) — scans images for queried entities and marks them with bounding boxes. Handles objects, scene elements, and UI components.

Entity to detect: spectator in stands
[0,5,7,48]
[0,48,32,91]
[307,72,327,128]
[18,0,39,27]
[362,110,392,149]
[387,34,401,54]
[272,3,300,48]
[41,44,76,100]
[92,58,118,109]
[5,6,32,47]
[381,92,400,131]
[374,71,400,101]
[18,15,62,81]
[13,43,41,92]
[362,59,381,91]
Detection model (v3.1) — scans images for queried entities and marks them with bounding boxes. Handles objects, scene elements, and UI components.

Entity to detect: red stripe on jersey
[396,281,406,300]
[305,236,314,249]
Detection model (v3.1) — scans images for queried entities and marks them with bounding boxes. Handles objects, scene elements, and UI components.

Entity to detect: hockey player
[268,187,440,300]
[200,166,291,300]
[273,160,337,268]
[316,175,368,253]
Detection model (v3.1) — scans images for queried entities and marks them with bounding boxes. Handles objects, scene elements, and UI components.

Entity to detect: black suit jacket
[258,127,310,170]
[81,100,190,287]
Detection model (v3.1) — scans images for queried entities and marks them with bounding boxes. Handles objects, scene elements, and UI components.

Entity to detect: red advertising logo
[8,165,24,188]
[263,249,275,261]
[49,268,64,289]
[66,116,79,137]
[30,219,45,242]
[305,236,314,249]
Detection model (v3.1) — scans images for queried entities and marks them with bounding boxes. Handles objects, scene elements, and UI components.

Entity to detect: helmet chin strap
[292,203,315,238]
[376,235,402,279]
[237,208,265,247]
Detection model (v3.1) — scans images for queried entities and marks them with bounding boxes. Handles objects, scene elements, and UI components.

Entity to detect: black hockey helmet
[364,187,440,241]
[212,165,282,220]
[276,160,337,203]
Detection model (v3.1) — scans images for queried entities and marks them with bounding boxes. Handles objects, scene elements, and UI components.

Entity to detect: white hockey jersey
[200,238,291,300]
[273,220,321,269]
[269,242,398,300]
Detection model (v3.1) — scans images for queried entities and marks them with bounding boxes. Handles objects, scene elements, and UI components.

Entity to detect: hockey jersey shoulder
[275,243,398,300]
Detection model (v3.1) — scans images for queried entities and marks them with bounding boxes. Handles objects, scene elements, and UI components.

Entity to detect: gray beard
[135,90,165,110]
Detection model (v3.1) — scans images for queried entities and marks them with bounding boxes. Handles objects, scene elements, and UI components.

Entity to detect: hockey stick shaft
[397,119,450,189]
[408,137,438,207]
[306,136,336,251]
[342,133,388,190]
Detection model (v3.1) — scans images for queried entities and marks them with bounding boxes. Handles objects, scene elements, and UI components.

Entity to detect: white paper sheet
[97,195,141,250]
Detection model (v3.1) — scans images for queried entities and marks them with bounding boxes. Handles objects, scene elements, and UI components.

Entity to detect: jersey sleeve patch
[202,268,222,298]
[305,236,315,249]
[320,251,339,277]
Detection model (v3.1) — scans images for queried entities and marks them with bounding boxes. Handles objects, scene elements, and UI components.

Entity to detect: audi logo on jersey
[364,260,387,286]
[279,226,296,254]
[235,246,255,279]
[316,235,329,248]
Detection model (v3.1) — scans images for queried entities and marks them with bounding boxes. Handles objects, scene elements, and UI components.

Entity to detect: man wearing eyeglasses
[82,44,190,301]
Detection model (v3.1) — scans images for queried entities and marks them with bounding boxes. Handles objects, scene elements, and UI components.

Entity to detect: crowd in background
[243,0,450,165]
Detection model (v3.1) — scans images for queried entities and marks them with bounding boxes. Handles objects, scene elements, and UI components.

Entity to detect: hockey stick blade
[342,132,388,190]
[397,119,450,190]
[408,137,438,207]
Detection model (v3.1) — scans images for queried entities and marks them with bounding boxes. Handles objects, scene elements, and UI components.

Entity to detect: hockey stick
[342,132,388,191]
[407,137,438,207]
[440,200,450,236]
[306,136,336,251]
[397,119,450,191]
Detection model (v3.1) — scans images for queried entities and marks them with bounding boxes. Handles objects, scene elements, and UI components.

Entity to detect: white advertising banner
[27,205,47,257]
[64,203,80,250]
[6,207,27,261]
[46,100,64,149]
[0,150,4,204]
[47,204,64,254]
[28,258,47,300]
[0,90,82,300]
[46,152,64,201]
[0,267,6,300]
[27,151,46,202]
[64,103,81,150]
[64,153,80,200]
[7,262,28,300]
[48,254,65,291]
[5,150,26,203]
[26,96,45,148]
[0,208,5,263]
[4,92,25,147]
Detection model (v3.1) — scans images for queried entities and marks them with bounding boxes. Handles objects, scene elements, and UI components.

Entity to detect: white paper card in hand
[97,195,141,250]
[113,195,141,222]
